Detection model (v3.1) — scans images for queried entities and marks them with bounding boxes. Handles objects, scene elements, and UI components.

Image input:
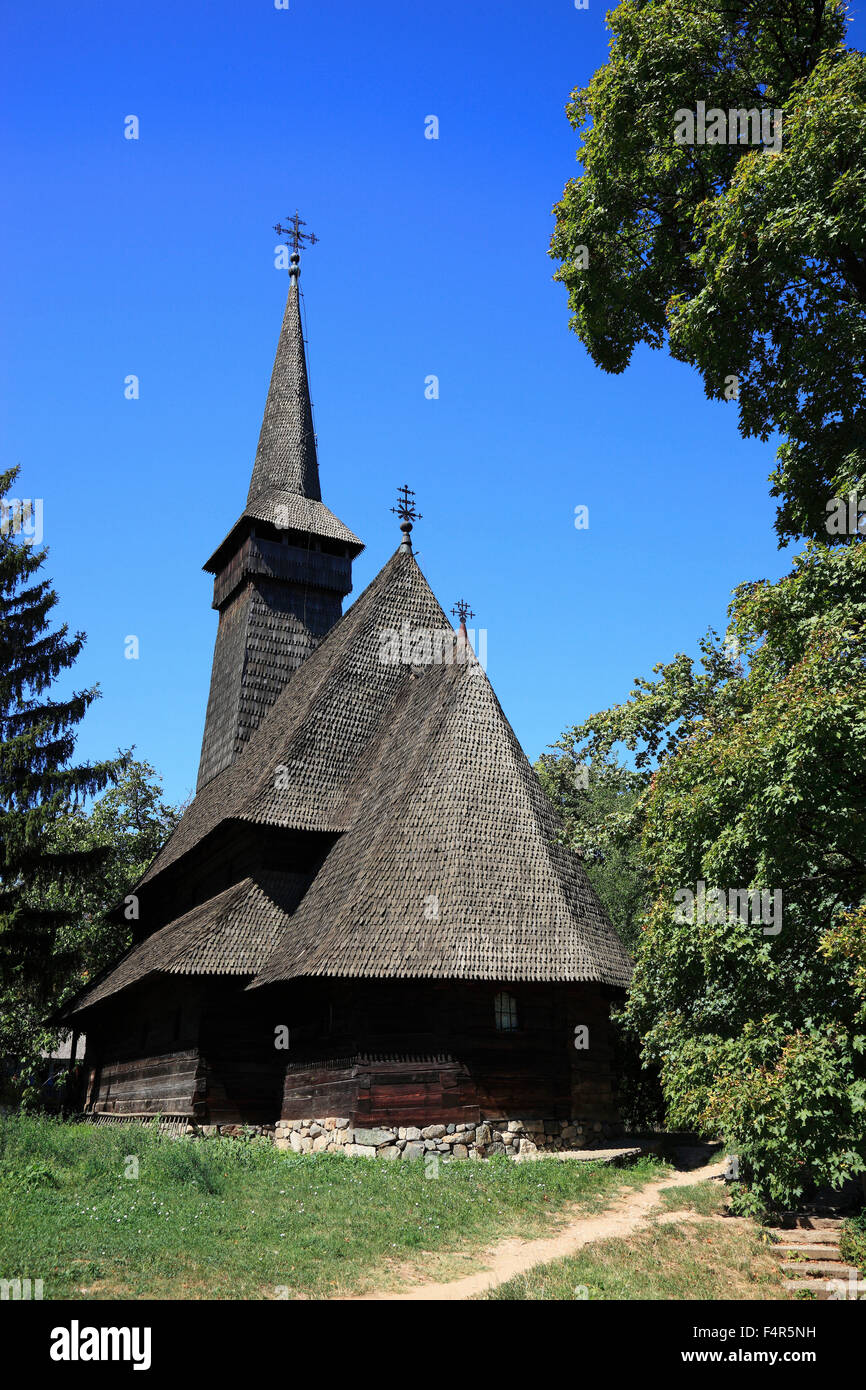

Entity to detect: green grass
[655,1180,729,1217]
[480,1217,788,1300]
[0,1114,669,1299]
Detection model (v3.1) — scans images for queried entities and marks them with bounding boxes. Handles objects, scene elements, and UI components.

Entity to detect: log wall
[81,975,621,1129]
[82,978,204,1117]
[275,978,620,1127]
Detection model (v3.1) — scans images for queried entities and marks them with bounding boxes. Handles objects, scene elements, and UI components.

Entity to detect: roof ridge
[251,658,465,982]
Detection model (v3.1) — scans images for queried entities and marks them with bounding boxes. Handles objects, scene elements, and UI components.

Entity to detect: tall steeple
[196,237,363,793]
[247,251,321,505]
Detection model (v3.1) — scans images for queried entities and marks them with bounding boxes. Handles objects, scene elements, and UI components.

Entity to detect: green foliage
[6,1159,61,1191]
[840,1207,866,1269]
[673,1023,865,1213]
[535,749,650,954]
[45,756,182,984]
[535,751,664,1126]
[0,465,180,1094]
[1,758,180,1101]
[552,542,866,1208]
[551,0,865,542]
[0,465,124,1090]
[536,751,662,1124]
[821,903,866,1024]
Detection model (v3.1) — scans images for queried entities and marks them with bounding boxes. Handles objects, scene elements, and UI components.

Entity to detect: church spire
[195,226,362,794]
[247,229,321,505]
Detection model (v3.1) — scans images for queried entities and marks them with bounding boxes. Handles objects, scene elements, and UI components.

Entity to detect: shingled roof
[66,872,306,1015]
[141,547,452,881]
[248,626,632,987]
[250,268,321,503]
[62,545,631,1023]
[204,496,361,574]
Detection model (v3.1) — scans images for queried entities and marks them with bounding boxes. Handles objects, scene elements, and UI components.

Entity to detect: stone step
[779,1260,861,1279]
[783,1279,866,1301]
[516,1145,642,1165]
[778,1214,844,1231]
[775,1226,841,1245]
[776,1243,845,1261]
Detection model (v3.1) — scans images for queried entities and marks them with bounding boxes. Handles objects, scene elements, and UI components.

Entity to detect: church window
[494,991,518,1032]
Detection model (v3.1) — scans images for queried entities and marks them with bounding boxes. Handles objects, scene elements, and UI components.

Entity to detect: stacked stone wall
[269,1116,622,1158]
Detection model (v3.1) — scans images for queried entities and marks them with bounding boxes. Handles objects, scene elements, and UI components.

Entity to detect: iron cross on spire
[391,484,422,553]
[451,599,475,627]
[273,210,319,253]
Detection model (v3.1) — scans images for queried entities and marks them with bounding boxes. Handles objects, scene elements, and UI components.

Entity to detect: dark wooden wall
[198,979,285,1124]
[275,978,619,1126]
[82,978,204,1117]
[130,825,336,934]
[81,975,620,1127]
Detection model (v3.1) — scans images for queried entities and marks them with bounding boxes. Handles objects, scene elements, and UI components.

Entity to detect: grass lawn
[0,1114,669,1300]
[481,1200,788,1300]
[654,1180,730,1218]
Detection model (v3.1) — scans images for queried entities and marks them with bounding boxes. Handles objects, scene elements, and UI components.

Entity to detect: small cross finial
[274,211,319,282]
[274,210,319,254]
[451,599,475,627]
[391,484,422,552]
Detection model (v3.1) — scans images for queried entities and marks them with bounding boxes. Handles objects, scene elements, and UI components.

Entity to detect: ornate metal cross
[273,211,319,253]
[451,599,475,625]
[391,484,422,524]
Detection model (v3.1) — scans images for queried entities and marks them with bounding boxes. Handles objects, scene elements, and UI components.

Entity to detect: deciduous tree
[551,0,866,542]
[549,542,866,1208]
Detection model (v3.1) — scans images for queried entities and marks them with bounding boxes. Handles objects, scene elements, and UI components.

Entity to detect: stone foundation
[176,1117,622,1157]
[182,1122,276,1140]
[271,1117,622,1159]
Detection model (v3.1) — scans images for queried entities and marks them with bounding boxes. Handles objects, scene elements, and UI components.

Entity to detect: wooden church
[61,234,632,1157]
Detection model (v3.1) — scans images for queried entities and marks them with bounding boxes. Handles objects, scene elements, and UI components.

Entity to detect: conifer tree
[0,465,121,1068]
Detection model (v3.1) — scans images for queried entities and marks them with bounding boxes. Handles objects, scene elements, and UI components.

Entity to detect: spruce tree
[0,465,121,1074]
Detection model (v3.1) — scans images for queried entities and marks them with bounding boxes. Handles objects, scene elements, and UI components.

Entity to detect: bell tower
[196,221,363,791]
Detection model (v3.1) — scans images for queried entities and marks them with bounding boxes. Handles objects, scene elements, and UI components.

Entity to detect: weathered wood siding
[82,978,204,1117]
[82,976,620,1128]
[274,979,620,1126]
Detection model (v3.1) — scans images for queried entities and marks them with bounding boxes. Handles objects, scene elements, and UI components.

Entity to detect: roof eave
[203,511,364,574]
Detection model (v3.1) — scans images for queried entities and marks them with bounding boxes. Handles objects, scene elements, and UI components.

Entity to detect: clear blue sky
[3,0,860,806]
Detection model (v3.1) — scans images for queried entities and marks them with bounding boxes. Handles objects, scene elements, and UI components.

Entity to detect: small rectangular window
[494,991,518,1032]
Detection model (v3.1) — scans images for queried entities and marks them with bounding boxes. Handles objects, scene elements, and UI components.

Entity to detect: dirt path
[342,1157,727,1302]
